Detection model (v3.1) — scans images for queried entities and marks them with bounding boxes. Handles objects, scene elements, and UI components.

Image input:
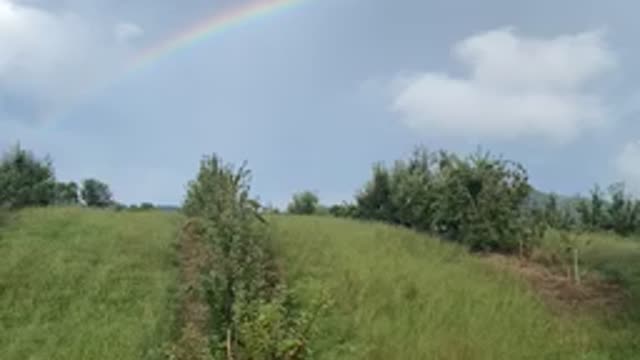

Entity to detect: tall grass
[541,230,640,354]
[272,215,635,360]
[0,207,181,360]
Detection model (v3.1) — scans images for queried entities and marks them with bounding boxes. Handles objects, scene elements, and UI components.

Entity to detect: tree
[80,178,113,208]
[577,185,608,231]
[431,150,533,252]
[354,147,536,253]
[54,181,79,205]
[0,144,56,209]
[606,183,640,236]
[544,194,560,227]
[140,202,155,210]
[287,191,320,215]
[356,164,394,221]
[329,202,359,218]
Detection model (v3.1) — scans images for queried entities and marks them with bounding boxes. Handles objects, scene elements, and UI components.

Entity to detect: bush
[287,191,320,215]
[542,194,576,231]
[184,154,317,359]
[80,179,113,208]
[0,208,8,228]
[355,147,537,253]
[329,202,359,218]
[604,183,640,236]
[0,144,56,209]
[54,181,79,205]
[571,183,640,236]
[139,202,154,210]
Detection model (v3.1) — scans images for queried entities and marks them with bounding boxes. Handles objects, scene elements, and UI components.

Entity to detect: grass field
[273,215,640,360]
[0,208,181,360]
[543,230,640,315]
[1,209,639,359]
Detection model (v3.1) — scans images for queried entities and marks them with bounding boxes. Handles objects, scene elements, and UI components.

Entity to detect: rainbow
[47,0,304,124]
[130,0,303,72]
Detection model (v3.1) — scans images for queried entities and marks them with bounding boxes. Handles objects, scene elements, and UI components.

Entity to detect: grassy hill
[1,208,638,359]
[0,208,181,360]
[272,215,639,359]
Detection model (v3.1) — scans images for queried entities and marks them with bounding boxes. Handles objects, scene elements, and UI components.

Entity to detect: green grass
[0,207,181,360]
[541,230,640,352]
[273,215,639,360]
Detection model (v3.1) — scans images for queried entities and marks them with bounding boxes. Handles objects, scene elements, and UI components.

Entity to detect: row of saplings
[182,155,327,360]
[293,147,640,255]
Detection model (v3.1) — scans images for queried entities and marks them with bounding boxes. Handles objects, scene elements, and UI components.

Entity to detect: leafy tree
[140,202,155,210]
[542,194,576,230]
[183,154,262,221]
[577,185,608,231]
[263,203,281,215]
[431,150,533,252]
[355,147,536,253]
[113,203,127,212]
[605,183,640,236]
[388,148,438,230]
[80,178,113,208]
[54,181,79,205]
[183,154,316,358]
[356,164,394,221]
[0,144,56,209]
[329,202,359,218]
[287,191,320,215]
[544,194,561,227]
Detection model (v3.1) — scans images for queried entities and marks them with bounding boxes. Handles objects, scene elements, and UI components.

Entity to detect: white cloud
[616,141,640,194]
[390,28,616,142]
[0,0,143,123]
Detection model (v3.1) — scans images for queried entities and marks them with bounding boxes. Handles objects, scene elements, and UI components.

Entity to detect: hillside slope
[0,208,181,360]
[272,215,630,360]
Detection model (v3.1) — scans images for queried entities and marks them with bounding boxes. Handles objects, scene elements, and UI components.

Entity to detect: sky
[1,0,640,207]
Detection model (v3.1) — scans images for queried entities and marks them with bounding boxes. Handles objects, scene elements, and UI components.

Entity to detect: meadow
[0,208,181,360]
[1,147,640,359]
[1,209,639,359]
[273,215,640,360]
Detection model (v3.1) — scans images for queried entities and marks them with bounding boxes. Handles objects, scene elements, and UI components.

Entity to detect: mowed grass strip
[0,208,181,360]
[272,215,616,360]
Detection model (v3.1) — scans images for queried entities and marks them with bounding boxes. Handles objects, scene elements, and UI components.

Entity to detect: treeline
[543,184,640,236]
[183,155,323,359]
[0,144,113,209]
[289,147,640,253]
[0,144,156,211]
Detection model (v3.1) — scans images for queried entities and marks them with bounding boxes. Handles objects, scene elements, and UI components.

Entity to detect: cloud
[0,0,142,124]
[115,22,143,44]
[390,28,616,142]
[616,140,640,194]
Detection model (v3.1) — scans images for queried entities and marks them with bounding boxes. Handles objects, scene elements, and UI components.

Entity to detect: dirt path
[169,219,212,360]
[483,254,626,315]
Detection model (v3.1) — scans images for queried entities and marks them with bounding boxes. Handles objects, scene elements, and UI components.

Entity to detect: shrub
[576,185,609,231]
[287,191,320,215]
[329,202,359,218]
[139,202,155,210]
[355,147,537,253]
[80,178,113,208]
[54,181,79,205]
[0,144,56,209]
[432,150,533,252]
[184,154,317,359]
[604,183,640,236]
